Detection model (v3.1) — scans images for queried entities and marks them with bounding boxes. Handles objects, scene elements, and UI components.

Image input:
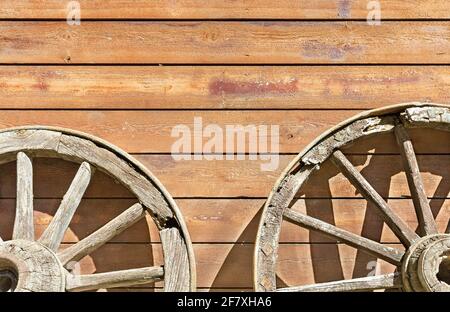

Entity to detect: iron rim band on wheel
[254,102,450,292]
[0,126,196,292]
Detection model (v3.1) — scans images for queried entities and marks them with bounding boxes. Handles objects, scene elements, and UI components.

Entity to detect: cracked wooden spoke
[277,273,401,292]
[284,209,404,265]
[394,124,438,236]
[39,162,93,251]
[66,266,164,292]
[58,203,146,266]
[13,152,34,241]
[331,150,419,247]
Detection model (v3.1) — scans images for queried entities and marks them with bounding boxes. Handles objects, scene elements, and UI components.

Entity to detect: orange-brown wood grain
[0,111,447,154]
[1,198,448,244]
[0,153,449,198]
[0,66,448,109]
[0,22,449,64]
[56,242,399,289]
[0,1,449,19]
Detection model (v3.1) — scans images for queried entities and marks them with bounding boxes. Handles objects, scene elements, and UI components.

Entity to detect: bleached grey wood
[277,273,401,292]
[58,203,146,266]
[255,165,317,291]
[13,152,34,241]
[0,129,62,166]
[283,209,404,265]
[331,150,419,247]
[65,266,164,292]
[394,124,438,236]
[416,237,450,292]
[302,116,396,165]
[0,240,65,292]
[161,227,191,292]
[401,106,450,131]
[39,162,93,251]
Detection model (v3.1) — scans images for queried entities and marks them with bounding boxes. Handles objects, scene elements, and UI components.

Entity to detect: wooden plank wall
[0,1,449,291]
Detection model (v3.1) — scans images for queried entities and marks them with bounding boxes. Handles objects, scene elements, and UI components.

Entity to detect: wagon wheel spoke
[13,152,34,241]
[331,150,419,247]
[284,209,404,265]
[58,203,146,267]
[277,273,401,292]
[65,266,164,292]
[394,124,438,236]
[39,162,93,251]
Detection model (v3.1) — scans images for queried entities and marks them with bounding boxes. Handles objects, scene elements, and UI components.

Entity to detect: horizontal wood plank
[1,198,447,244]
[0,154,449,198]
[0,110,354,154]
[0,155,288,198]
[65,242,398,288]
[0,109,355,155]
[143,154,450,198]
[1,22,449,64]
[1,1,449,19]
[1,66,449,109]
[0,111,448,154]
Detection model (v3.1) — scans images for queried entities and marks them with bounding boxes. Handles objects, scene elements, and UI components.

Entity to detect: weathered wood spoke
[394,124,438,236]
[277,273,401,292]
[66,266,164,292]
[13,152,34,241]
[331,150,419,247]
[283,209,404,265]
[58,203,146,267]
[39,162,93,251]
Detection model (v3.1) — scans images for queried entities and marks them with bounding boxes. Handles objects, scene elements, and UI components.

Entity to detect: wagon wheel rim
[0,126,196,292]
[254,102,450,292]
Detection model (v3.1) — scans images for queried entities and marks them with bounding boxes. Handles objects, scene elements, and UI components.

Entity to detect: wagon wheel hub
[0,240,65,292]
[402,234,450,292]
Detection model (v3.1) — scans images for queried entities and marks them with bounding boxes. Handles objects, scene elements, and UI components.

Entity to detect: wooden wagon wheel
[0,126,195,292]
[255,103,450,292]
